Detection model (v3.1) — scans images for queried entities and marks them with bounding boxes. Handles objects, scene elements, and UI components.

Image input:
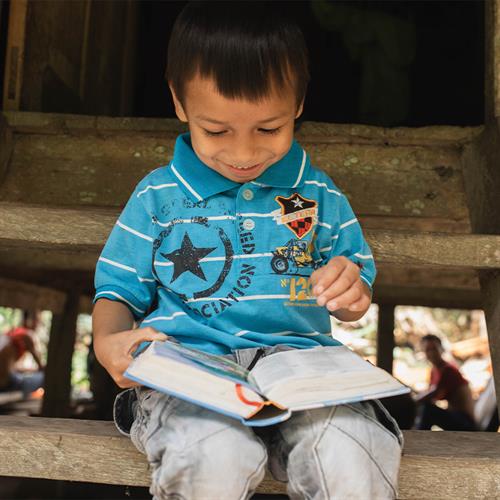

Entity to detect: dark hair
[166,1,309,107]
[421,334,442,347]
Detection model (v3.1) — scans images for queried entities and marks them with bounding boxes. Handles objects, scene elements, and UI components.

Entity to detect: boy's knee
[286,404,402,499]
[151,425,267,499]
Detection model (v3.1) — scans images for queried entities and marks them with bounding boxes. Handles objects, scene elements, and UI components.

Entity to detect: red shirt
[430,361,468,401]
[6,327,29,360]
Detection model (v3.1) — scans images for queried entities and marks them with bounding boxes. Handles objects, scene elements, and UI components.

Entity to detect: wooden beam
[461,0,500,420]
[376,266,479,291]
[2,0,28,110]
[41,290,80,418]
[376,304,395,373]
[0,277,66,313]
[0,114,13,183]
[0,111,477,224]
[373,286,482,310]
[0,416,499,498]
[367,230,500,269]
[1,203,500,270]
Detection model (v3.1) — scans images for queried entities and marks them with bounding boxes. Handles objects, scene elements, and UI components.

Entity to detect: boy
[92,2,403,498]
[415,334,476,431]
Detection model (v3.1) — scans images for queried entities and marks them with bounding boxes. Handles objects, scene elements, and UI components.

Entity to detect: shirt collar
[170,133,310,201]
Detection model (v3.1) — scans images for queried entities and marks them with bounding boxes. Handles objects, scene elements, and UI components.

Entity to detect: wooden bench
[0,415,499,498]
[0,391,23,407]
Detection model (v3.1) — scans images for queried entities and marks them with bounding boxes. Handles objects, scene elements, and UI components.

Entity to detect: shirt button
[242,218,255,230]
[242,189,254,201]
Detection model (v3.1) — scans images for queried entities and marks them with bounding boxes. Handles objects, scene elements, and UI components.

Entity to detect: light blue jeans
[115,346,403,499]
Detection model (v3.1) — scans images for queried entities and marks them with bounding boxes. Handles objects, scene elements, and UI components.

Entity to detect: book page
[126,341,265,419]
[250,346,408,408]
[251,346,370,395]
[151,340,255,389]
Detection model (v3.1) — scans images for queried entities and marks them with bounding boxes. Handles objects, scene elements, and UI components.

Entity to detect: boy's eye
[258,127,281,135]
[203,129,227,136]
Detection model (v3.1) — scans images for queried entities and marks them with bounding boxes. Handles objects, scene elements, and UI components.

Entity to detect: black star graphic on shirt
[161,232,216,283]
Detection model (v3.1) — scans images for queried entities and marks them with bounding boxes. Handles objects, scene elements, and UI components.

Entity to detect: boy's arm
[310,256,372,322]
[92,298,168,388]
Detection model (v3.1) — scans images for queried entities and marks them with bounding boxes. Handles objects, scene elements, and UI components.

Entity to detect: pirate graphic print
[274,193,318,239]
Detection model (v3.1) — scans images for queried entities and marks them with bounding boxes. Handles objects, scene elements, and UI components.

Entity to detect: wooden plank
[366,230,500,269]
[2,0,28,110]
[1,203,500,270]
[0,111,476,222]
[0,391,23,406]
[376,266,480,291]
[373,286,483,310]
[0,277,65,313]
[0,417,499,498]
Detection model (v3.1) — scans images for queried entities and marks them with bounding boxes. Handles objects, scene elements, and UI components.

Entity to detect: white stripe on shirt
[141,312,188,323]
[270,330,321,337]
[340,218,358,229]
[171,163,203,201]
[116,220,153,242]
[292,149,307,188]
[154,252,273,268]
[186,294,314,303]
[94,291,145,313]
[304,180,342,196]
[354,253,374,260]
[360,275,372,288]
[99,256,136,273]
[137,183,178,198]
[156,215,236,228]
[99,257,154,283]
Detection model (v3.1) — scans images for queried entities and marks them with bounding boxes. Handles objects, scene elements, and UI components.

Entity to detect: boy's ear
[169,84,188,122]
[295,98,305,119]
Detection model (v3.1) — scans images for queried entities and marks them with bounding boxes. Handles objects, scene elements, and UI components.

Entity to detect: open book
[125,340,409,427]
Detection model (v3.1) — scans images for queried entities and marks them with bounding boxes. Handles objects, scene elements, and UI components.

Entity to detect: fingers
[311,258,346,294]
[134,326,169,343]
[322,281,362,312]
[127,327,168,354]
[312,257,369,312]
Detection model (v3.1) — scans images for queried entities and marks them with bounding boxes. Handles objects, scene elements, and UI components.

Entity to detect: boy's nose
[229,141,257,167]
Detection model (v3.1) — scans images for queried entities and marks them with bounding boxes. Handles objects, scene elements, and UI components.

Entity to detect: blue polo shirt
[94,134,376,355]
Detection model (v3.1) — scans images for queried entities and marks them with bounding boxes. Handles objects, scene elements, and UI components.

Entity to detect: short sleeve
[94,186,157,320]
[329,195,376,290]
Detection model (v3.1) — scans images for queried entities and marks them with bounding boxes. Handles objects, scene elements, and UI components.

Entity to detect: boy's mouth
[227,163,263,173]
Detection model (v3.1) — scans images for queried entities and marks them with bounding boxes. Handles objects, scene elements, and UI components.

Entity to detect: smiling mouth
[227,163,262,171]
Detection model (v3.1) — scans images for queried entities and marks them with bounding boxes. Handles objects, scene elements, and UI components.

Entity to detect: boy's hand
[310,256,371,320]
[94,326,168,388]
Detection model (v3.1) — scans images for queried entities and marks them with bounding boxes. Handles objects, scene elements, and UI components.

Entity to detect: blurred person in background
[0,310,45,397]
[414,334,476,430]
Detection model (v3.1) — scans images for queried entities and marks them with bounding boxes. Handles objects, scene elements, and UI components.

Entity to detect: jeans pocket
[369,399,405,448]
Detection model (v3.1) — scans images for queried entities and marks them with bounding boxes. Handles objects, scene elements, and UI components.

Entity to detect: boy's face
[170,75,303,183]
[421,339,443,366]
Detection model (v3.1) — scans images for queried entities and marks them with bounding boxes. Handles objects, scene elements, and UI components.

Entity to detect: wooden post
[376,304,395,373]
[462,0,500,417]
[41,290,80,418]
[2,0,28,110]
[0,114,13,186]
